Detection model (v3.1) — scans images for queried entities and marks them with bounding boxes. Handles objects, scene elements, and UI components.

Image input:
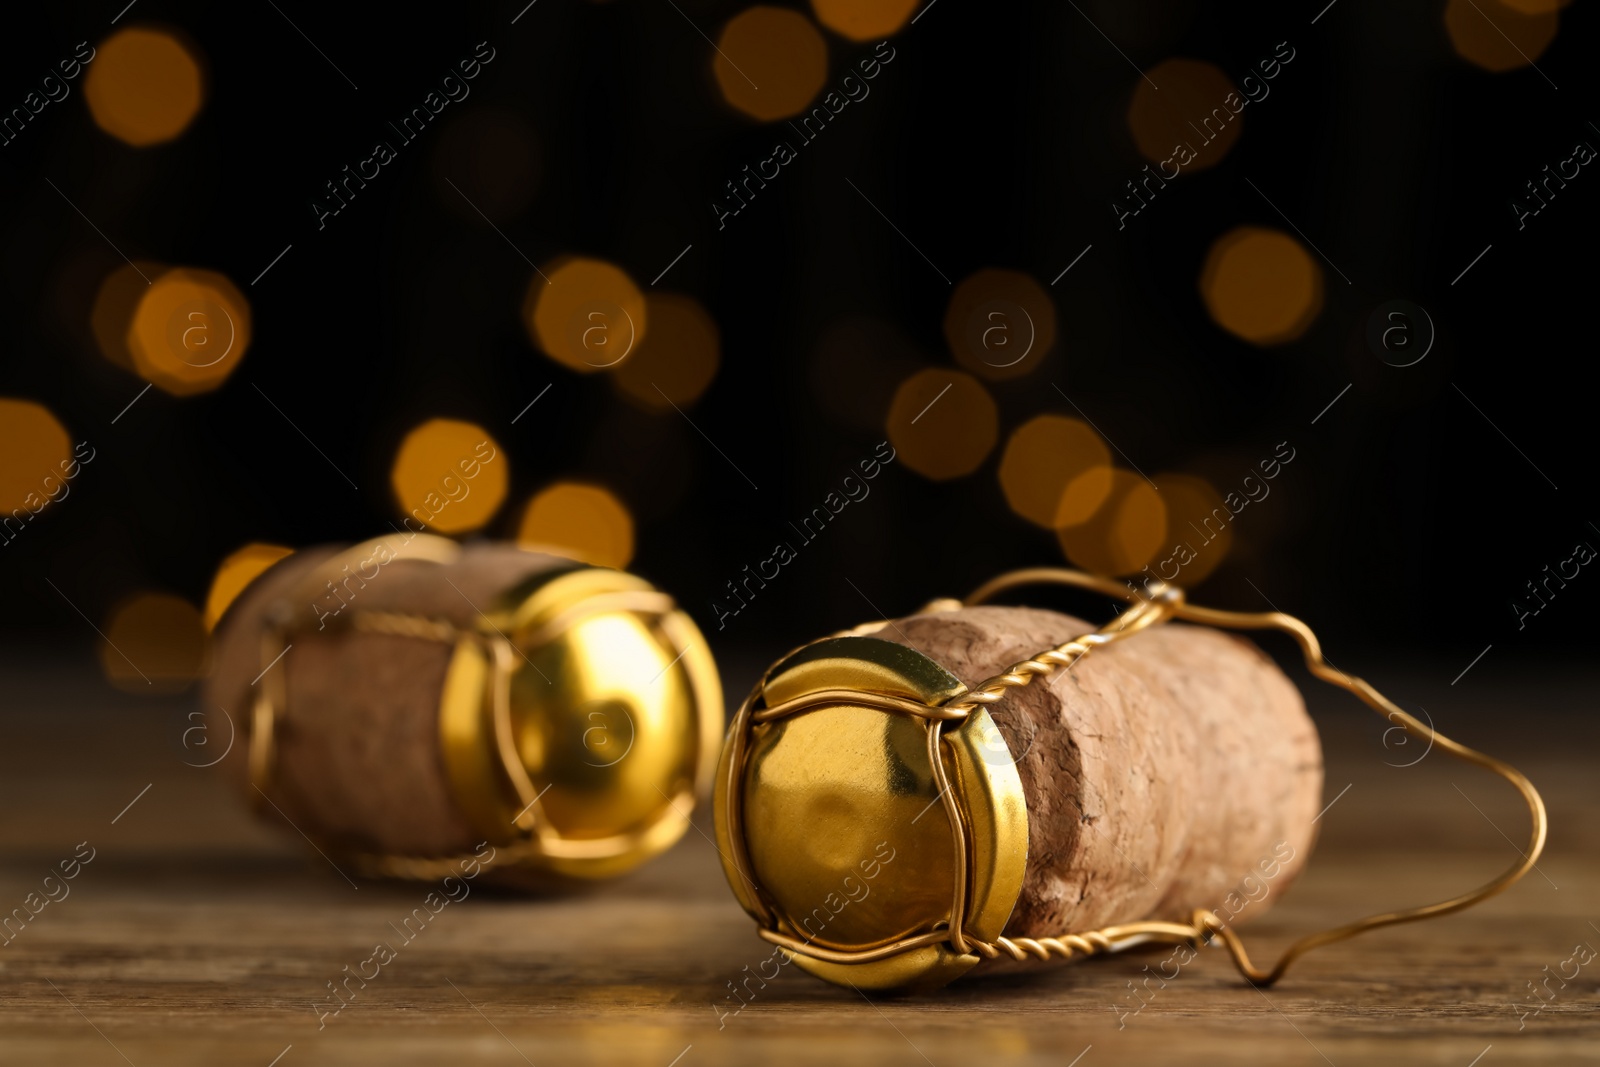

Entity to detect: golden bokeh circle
[997,415,1112,529]
[390,419,509,535]
[715,7,830,121]
[517,482,636,570]
[525,257,648,374]
[1149,473,1232,586]
[91,260,167,373]
[1444,0,1559,72]
[1199,227,1324,346]
[886,369,998,481]
[0,399,73,517]
[611,293,720,410]
[1056,469,1168,577]
[126,267,252,395]
[810,0,919,41]
[100,592,210,693]
[83,28,204,146]
[1127,58,1242,173]
[204,543,295,630]
[944,269,1058,381]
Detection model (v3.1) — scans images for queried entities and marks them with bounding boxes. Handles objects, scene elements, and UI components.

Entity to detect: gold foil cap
[436,563,722,880]
[714,635,1029,990]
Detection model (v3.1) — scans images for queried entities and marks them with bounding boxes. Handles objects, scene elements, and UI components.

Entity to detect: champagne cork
[714,598,1322,991]
[207,533,722,884]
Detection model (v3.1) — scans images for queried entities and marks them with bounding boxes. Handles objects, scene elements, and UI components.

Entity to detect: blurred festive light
[100,592,209,693]
[1199,227,1324,346]
[998,415,1112,529]
[525,257,648,374]
[611,293,720,410]
[204,543,294,630]
[1127,58,1242,172]
[124,267,252,395]
[0,398,72,518]
[714,7,829,121]
[91,260,166,372]
[390,419,508,535]
[1444,0,1559,72]
[1057,469,1168,577]
[886,369,998,481]
[811,317,922,430]
[1149,473,1232,585]
[944,269,1058,381]
[433,106,540,224]
[517,482,635,570]
[83,27,204,146]
[810,0,919,40]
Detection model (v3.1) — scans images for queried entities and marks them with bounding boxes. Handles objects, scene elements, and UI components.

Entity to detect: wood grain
[0,659,1595,1066]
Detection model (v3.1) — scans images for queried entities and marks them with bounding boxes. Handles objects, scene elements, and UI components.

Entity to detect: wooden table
[1,661,1594,1065]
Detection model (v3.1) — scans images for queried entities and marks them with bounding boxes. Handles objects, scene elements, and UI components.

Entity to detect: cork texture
[205,541,572,857]
[884,605,1323,943]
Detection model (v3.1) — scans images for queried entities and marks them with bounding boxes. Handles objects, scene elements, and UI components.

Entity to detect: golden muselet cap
[713,633,1029,991]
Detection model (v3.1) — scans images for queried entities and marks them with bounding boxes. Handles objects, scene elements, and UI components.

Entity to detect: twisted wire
[348,610,462,644]
[943,585,1179,713]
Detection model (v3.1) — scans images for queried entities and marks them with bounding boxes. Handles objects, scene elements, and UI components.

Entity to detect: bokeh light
[433,106,540,224]
[124,267,252,395]
[1150,473,1232,585]
[810,0,919,40]
[886,369,998,481]
[997,415,1112,529]
[1444,0,1559,72]
[1127,58,1242,172]
[83,28,204,147]
[1057,469,1168,577]
[517,482,635,570]
[525,257,648,374]
[0,399,72,518]
[715,7,829,121]
[944,269,1058,381]
[391,419,508,535]
[100,592,209,693]
[1199,227,1324,346]
[611,293,720,410]
[204,543,295,630]
[91,260,166,372]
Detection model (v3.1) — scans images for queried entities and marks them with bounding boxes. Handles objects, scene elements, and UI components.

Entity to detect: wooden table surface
[1,659,1595,1065]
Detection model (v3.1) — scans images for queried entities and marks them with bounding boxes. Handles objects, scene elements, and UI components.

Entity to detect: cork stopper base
[882,605,1322,955]
[206,543,573,859]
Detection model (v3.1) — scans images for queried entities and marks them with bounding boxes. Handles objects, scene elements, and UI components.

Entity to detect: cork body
[883,605,1323,955]
[206,542,572,858]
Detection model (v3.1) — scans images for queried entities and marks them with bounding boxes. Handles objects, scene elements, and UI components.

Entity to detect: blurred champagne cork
[206,532,722,884]
[715,594,1322,991]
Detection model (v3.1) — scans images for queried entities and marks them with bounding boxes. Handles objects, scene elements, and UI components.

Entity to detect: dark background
[1,0,1594,680]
